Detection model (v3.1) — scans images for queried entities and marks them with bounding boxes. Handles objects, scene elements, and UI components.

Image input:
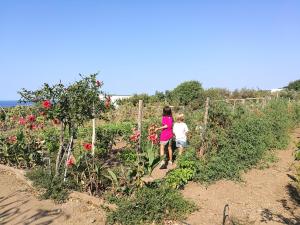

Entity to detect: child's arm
[155,125,168,132]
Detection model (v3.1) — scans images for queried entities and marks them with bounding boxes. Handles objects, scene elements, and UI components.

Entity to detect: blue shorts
[176,140,187,148]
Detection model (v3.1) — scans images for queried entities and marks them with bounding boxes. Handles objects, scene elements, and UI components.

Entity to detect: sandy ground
[182,129,300,225]
[0,169,106,225]
[1,130,300,225]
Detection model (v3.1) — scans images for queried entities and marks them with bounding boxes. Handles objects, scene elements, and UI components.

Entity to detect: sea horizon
[0,100,32,108]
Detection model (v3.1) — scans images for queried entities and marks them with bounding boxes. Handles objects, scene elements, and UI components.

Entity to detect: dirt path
[0,169,106,225]
[182,129,300,225]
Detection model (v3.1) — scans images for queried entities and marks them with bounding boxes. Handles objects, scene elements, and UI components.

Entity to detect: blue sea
[0,101,32,108]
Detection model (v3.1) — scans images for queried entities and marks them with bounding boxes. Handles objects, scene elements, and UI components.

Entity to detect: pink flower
[83,143,92,151]
[42,100,52,109]
[7,136,17,144]
[66,157,75,167]
[19,117,26,125]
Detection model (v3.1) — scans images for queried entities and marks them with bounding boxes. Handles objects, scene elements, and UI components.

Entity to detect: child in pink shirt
[155,106,173,169]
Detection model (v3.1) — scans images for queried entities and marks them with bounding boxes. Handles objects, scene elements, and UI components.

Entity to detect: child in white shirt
[173,114,189,155]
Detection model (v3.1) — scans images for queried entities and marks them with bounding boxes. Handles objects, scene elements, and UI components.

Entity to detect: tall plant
[19,74,109,175]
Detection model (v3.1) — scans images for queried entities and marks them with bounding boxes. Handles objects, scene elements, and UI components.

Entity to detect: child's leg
[160,144,165,159]
[168,142,173,162]
[178,146,184,156]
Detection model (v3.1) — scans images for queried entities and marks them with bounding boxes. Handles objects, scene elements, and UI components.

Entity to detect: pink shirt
[160,116,173,141]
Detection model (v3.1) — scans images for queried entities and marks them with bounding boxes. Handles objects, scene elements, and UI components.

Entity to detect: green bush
[106,186,196,225]
[95,122,133,156]
[165,148,199,189]
[170,81,204,106]
[195,100,296,183]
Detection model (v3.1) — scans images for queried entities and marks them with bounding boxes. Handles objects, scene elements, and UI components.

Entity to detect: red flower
[105,96,111,109]
[27,114,36,123]
[148,134,158,144]
[29,124,37,130]
[7,136,17,144]
[130,130,141,142]
[96,80,103,87]
[42,100,52,109]
[66,157,75,167]
[83,143,92,151]
[147,124,159,144]
[19,117,26,125]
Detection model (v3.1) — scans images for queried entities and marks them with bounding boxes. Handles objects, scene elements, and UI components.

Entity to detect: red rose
[83,143,92,151]
[19,117,26,125]
[42,100,52,109]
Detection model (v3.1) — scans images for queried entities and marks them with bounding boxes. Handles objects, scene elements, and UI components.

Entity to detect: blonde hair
[176,113,185,122]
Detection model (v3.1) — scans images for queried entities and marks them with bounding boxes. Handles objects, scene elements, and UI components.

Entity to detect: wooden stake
[137,100,143,152]
[203,97,210,131]
[92,118,96,156]
[199,97,210,156]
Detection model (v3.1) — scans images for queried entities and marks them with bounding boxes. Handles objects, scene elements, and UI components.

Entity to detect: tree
[286,79,300,91]
[170,81,204,106]
[19,74,108,175]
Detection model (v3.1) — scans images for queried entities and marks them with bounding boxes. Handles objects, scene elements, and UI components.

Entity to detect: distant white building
[270,88,284,93]
[99,94,131,105]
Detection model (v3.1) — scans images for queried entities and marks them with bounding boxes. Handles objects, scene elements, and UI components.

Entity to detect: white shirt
[173,122,189,142]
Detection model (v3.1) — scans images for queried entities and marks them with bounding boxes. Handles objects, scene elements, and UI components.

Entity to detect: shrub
[95,122,133,156]
[195,100,296,183]
[170,81,204,106]
[106,186,196,225]
[165,148,199,189]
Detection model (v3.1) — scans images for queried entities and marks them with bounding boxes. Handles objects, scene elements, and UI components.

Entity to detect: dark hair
[163,106,172,117]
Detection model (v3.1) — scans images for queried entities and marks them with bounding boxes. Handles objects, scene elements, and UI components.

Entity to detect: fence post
[199,97,210,156]
[262,98,267,108]
[91,118,96,156]
[137,100,143,152]
[233,100,236,112]
[203,97,210,131]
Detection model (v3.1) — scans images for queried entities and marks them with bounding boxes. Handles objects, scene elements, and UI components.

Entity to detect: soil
[0,169,106,225]
[1,130,300,225]
[182,129,300,225]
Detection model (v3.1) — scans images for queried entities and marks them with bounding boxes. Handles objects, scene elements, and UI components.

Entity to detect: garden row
[1,75,300,225]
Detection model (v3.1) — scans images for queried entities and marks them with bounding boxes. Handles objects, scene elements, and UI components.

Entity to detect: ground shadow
[260,182,300,225]
[0,191,70,225]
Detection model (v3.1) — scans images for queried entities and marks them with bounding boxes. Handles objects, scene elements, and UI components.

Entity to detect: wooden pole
[203,97,210,131]
[91,102,96,156]
[233,100,236,112]
[92,118,96,156]
[137,100,143,152]
[199,97,210,156]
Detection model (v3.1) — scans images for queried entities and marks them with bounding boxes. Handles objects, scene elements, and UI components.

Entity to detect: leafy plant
[106,186,196,225]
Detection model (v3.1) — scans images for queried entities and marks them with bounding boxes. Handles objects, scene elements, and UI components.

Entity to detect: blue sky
[0,0,299,99]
